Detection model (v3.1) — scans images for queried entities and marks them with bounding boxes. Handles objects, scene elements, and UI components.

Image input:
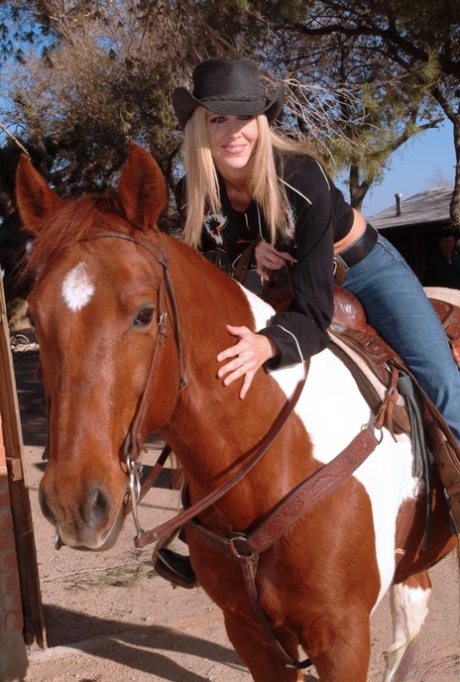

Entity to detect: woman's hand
[217,325,279,399]
[255,239,296,281]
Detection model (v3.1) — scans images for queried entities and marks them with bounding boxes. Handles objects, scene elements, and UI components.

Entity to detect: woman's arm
[217,190,335,393]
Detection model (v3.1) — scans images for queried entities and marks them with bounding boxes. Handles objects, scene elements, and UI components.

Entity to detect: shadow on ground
[40,603,319,682]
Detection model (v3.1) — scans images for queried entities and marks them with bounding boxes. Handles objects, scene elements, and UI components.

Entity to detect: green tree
[2,0,459,221]
[0,0,241,304]
[243,0,460,217]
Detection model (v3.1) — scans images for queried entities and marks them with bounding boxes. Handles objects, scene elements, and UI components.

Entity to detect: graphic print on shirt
[203,211,227,246]
[204,210,255,253]
[203,201,297,255]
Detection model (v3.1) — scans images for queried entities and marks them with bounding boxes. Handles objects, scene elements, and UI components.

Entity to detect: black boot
[154,548,198,589]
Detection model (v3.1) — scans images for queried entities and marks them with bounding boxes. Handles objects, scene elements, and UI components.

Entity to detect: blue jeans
[343,235,460,444]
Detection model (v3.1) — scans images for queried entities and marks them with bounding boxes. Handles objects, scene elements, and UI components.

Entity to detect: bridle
[82,230,187,526]
[86,231,309,526]
[82,231,306,518]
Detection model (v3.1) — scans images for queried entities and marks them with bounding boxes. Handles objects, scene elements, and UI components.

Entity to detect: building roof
[368,185,453,230]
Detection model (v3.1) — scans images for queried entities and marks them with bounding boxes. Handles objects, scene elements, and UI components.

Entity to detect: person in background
[154,56,460,587]
[425,228,460,289]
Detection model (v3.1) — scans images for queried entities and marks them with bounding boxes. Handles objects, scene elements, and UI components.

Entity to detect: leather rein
[85,230,381,671]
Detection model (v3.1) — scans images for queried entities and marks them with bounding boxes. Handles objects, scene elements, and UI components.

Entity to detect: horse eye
[133,307,154,328]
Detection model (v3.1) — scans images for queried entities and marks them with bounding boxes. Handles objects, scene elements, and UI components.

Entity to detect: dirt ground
[10,336,460,682]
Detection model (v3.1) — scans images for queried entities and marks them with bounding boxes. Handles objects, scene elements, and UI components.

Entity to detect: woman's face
[205,113,259,178]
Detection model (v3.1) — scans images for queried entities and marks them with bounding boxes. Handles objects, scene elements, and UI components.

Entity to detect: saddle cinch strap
[331,285,460,535]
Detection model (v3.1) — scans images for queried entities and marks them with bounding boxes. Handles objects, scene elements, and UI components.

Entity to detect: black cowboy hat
[172,57,285,129]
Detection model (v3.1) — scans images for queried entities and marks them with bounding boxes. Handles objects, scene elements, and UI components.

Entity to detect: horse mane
[24,192,139,278]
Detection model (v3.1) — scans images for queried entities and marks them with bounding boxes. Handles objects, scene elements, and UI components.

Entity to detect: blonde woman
[172,57,460,424]
[154,57,460,586]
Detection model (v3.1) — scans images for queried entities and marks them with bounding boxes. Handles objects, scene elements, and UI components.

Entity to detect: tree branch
[0,122,30,157]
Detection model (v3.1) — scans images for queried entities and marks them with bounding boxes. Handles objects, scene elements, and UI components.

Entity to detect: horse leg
[306,612,371,682]
[224,608,372,681]
[382,571,432,682]
[223,610,304,682]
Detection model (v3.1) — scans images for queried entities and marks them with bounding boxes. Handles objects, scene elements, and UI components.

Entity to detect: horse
[15,142,458,682]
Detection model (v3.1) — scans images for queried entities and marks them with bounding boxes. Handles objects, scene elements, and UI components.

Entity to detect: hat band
[200,96,264,103]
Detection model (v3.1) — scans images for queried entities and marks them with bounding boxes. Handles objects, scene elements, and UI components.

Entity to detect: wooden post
[0,276,45,655]
[0,419,29,681]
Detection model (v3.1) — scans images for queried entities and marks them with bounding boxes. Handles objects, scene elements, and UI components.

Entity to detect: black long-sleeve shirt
[177,152,355,368]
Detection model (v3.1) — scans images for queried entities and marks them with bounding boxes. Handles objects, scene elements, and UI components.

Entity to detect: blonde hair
[181,107,312,248]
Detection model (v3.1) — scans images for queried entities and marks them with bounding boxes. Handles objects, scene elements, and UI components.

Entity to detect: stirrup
[154,548,198,589]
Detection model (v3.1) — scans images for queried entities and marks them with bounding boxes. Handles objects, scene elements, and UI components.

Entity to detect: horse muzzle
[39,478,127,551]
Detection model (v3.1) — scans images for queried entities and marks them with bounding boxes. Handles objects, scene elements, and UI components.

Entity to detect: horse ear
[15,155,63,234]
[118,141,167,231]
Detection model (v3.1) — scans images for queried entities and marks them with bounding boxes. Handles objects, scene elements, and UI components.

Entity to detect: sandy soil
[10,338,460,682]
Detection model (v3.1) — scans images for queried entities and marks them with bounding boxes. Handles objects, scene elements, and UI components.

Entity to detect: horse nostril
[80,486,112,527]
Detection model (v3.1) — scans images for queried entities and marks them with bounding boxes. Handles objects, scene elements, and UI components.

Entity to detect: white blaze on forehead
[62,262,95,311]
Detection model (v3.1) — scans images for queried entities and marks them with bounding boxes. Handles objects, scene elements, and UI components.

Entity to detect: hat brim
[172,84,284,129]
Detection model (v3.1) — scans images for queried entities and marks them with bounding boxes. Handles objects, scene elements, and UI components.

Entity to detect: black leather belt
[337,223,378,268]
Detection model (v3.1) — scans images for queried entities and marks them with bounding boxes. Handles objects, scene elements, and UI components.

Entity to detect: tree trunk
[349,164,370,211]
[450,114,460,229]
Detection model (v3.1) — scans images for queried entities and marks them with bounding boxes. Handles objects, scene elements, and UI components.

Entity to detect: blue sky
[351,120,456,219]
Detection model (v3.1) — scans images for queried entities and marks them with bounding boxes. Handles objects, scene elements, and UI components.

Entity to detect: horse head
[16,143,183,549]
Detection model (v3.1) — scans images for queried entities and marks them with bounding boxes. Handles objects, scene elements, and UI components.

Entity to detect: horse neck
[162,236,259,451]
[160,237,310,526]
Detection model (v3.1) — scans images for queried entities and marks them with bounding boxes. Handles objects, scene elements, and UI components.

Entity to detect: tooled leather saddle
[331,285,460,432]
[331,285,460,537]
